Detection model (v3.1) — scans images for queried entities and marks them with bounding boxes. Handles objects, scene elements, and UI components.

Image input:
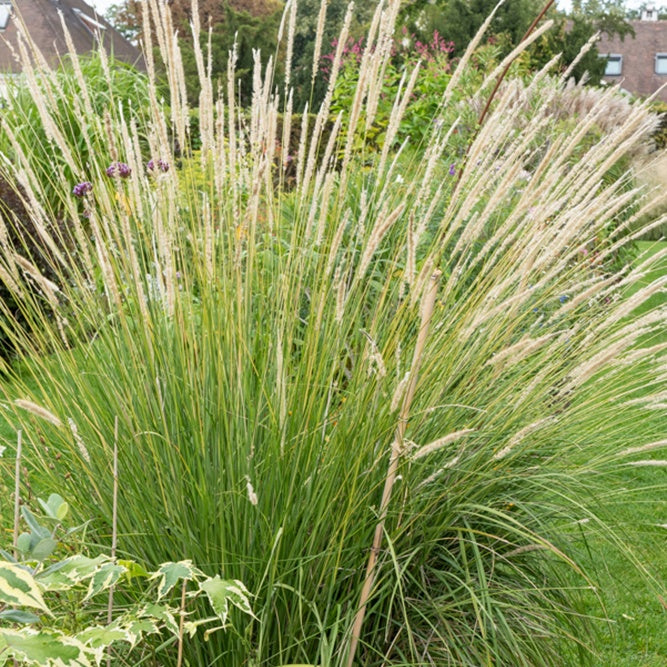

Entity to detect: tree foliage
[106,0,283,105]
[399,0,634,85]
[400,0,547,55]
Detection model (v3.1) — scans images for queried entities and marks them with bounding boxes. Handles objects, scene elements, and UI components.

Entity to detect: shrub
[0,491,253,665]
[0,1,665,665]
[0,53,149,221]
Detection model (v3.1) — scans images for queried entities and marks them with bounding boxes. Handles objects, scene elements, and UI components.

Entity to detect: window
[656,54,667,75]
[0,1,12,31]
[72,8,106,37]
[604,54,623,76]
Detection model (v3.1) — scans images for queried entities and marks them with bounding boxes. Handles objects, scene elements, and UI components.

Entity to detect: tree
[104,0,143,44]
[400,0,548,56]
[287,0,376,110]
[104,0,283,105]
[399,0,634,85]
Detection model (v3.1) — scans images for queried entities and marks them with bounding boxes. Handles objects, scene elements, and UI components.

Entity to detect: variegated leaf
[149,561,202,599]
[0,628,92,666]
[113,617,159,648]
[0,562,51,615]
[37,555,108,591]
[139,603,180,635]
[76,625,128,649]
[199,576,255,625]
[84,563,126,601]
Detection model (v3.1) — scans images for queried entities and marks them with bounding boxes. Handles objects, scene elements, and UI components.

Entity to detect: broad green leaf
[199,576,255,625]
[0,562,51,615]
[84,563,126,601]
[38,555,108,591]
[38,494,69,521]
[149,561,202,599]
[21,508,50,540]
[30,538,58,562]
[0,609,40,624]
[16,533,32,555]
[0,629,91,666]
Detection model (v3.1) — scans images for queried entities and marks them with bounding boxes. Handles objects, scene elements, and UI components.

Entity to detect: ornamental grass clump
[0,0,665,665]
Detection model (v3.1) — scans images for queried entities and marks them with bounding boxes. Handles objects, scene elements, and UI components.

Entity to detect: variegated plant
[0,498,253,666]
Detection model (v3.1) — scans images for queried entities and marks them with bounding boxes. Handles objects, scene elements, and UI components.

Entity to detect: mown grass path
[585,240,667,665]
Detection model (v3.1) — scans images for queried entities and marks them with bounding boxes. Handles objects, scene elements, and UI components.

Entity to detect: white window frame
[0,1,12,31]
[72,7,107,38]
[656,53,667,75]
[604,54,623,76]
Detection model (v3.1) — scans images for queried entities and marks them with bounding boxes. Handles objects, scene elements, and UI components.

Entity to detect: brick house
[0,0,143,95]
[598,6,667,102]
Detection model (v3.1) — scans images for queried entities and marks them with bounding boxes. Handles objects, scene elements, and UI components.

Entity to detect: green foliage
[0,2,665,666]
[401,0,545,55]
[0,53,148,361]
[181,5,283,106]
[0,53,148,217]
[649,100,667,149]
[400,0,634,87]
[329,32,475,153]
[0,493,253,666]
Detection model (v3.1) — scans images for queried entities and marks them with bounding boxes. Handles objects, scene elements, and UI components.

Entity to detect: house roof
[598,20,667,102]
[0,0,144,73]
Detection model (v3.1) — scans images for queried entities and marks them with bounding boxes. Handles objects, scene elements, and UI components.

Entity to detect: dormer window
[656,54,667,75]
[0,1,12,31]
[604,54,623,76]
[641,5,658,20]
[72,8,107,38]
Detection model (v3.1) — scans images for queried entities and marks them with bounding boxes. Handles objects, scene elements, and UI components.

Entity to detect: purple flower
[106,162,132,179]
[559,295,568,303]
[448,163,456,176]
[73,181,93,197]
[147,158,170,173]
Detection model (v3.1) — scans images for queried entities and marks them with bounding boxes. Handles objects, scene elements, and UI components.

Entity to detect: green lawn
[580,240,667,665]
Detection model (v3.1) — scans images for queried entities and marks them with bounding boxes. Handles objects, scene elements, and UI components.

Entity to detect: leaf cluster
[0,496,254,666]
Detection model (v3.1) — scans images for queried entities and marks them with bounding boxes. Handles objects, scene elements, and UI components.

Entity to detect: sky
[85,0,653,19]
[86,0,119,15]
[557,0,649,9]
